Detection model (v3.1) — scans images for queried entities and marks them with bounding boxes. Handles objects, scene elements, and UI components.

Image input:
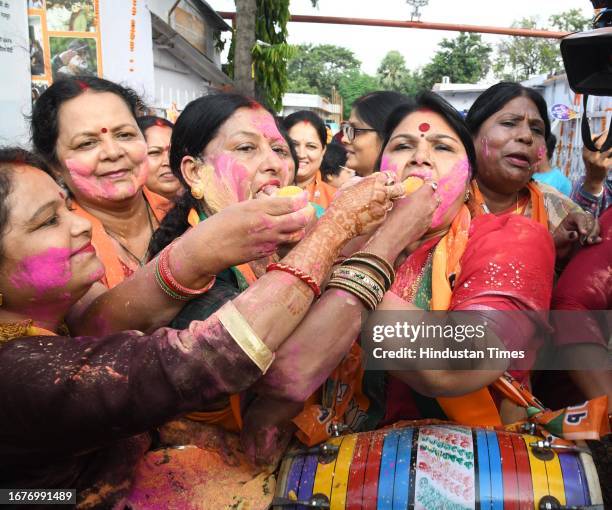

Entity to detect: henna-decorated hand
[363,179,440,263]
[324,173,404,239]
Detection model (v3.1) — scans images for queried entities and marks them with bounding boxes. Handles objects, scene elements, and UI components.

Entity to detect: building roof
[151,12,232,86]
[193,0,232,31]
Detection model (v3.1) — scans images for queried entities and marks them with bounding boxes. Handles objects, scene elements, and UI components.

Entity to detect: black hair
[277,121,300,181]
[0,147,53,261]
[465,82,551,141]
[546,133,557,160]
[136,115,174,138]
[31,76,146,167]
[282,110,327,148]
[320,142,348,178]
[377,91,477,178]
[352,91,411,139]
[149,92,259,257]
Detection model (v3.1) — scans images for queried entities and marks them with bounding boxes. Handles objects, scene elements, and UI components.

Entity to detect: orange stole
[72,188,168,289]
[470,180,548,229]
[429,205,502,427]
[305,171,336,209]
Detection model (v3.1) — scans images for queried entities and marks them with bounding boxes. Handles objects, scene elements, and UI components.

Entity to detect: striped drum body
[274,424,603,510]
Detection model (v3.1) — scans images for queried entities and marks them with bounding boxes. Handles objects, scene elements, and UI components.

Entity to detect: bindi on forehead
[101,127,108,133]
[419,123,430,136]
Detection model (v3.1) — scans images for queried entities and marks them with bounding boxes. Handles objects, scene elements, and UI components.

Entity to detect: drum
[274,424,604,509]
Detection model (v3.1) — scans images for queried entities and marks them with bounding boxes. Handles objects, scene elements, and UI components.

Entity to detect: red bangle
[266,262,321,298]
[159,242,216,297]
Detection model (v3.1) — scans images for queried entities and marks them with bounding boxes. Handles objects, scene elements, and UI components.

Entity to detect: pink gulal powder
[431,158,470,228]
[65,144,149,201]
[10,248,72,295]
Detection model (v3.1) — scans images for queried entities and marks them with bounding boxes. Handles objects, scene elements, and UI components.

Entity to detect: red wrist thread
[266,262,321,298]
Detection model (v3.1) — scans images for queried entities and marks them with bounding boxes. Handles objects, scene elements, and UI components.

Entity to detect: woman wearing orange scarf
[465,82,601,261]
[31,76,170,289]
[287,92,557,446]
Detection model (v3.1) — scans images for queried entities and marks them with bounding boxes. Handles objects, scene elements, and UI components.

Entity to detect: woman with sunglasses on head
[341,91,411,177]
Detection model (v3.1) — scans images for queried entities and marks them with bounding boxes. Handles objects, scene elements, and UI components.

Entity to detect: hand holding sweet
[325,173,405,239]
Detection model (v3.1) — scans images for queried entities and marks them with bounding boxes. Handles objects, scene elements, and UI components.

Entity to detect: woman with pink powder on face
[465,82,601,262]
[0,146,402,507]
[31,77,171,288]
[277,92,557,448]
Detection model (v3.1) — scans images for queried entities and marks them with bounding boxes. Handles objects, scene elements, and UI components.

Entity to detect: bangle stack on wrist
[327,251,394,310]
[154,242,216,301]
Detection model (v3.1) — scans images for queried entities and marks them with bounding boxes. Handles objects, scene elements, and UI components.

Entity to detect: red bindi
[101,127,108,133]
[418,123,430,133]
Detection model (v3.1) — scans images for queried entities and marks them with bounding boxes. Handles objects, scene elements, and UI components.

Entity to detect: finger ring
[386,202,394,212]
[429,181,438,191]
[383,171,396,186]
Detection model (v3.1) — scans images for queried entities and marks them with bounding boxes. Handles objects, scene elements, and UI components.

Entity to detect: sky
[208,0,594,75]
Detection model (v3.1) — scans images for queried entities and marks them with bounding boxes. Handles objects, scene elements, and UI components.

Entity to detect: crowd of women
[0,75,609,508]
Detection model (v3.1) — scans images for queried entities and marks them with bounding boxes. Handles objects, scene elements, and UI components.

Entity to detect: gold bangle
[331,267,385,302]
[352,251,396,282]
[342,256,392,290]
[215,301,274,374]
[328,280,376,310]
[328,277,378,310]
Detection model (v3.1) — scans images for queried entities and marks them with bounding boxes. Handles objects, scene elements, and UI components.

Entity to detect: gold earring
[464,189,471,202]
[190,182,205,200]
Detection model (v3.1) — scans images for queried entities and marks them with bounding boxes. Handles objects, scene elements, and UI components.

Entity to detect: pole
[217,12,569,39]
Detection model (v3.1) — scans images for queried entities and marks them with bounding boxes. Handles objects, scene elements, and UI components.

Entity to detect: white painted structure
[281,93,342,124]
[147,0,232,113]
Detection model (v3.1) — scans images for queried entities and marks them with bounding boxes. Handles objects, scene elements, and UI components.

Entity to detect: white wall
[152,44,210,110]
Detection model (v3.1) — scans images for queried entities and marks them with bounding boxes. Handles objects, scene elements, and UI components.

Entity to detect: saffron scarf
[72,188,168,289]
[469,179,548,229]
[294,205,502,447]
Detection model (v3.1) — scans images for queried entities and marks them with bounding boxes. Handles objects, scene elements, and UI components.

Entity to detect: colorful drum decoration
[274,424,603,510]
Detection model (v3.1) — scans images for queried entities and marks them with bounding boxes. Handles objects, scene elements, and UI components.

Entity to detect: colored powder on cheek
[537,145,546,162]
[380,155,398,177]
[66,158,95,177]
[214,153,251,202]
[200,154,245,213]
[251,113,283,142]
[10,248,72,295]
[431,158,469,228]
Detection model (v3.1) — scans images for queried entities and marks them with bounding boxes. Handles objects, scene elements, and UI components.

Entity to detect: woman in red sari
[286,92,556,445]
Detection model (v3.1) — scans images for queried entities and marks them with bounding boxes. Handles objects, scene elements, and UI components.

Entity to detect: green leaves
[286,43,362,99]
[420,32,492,90]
